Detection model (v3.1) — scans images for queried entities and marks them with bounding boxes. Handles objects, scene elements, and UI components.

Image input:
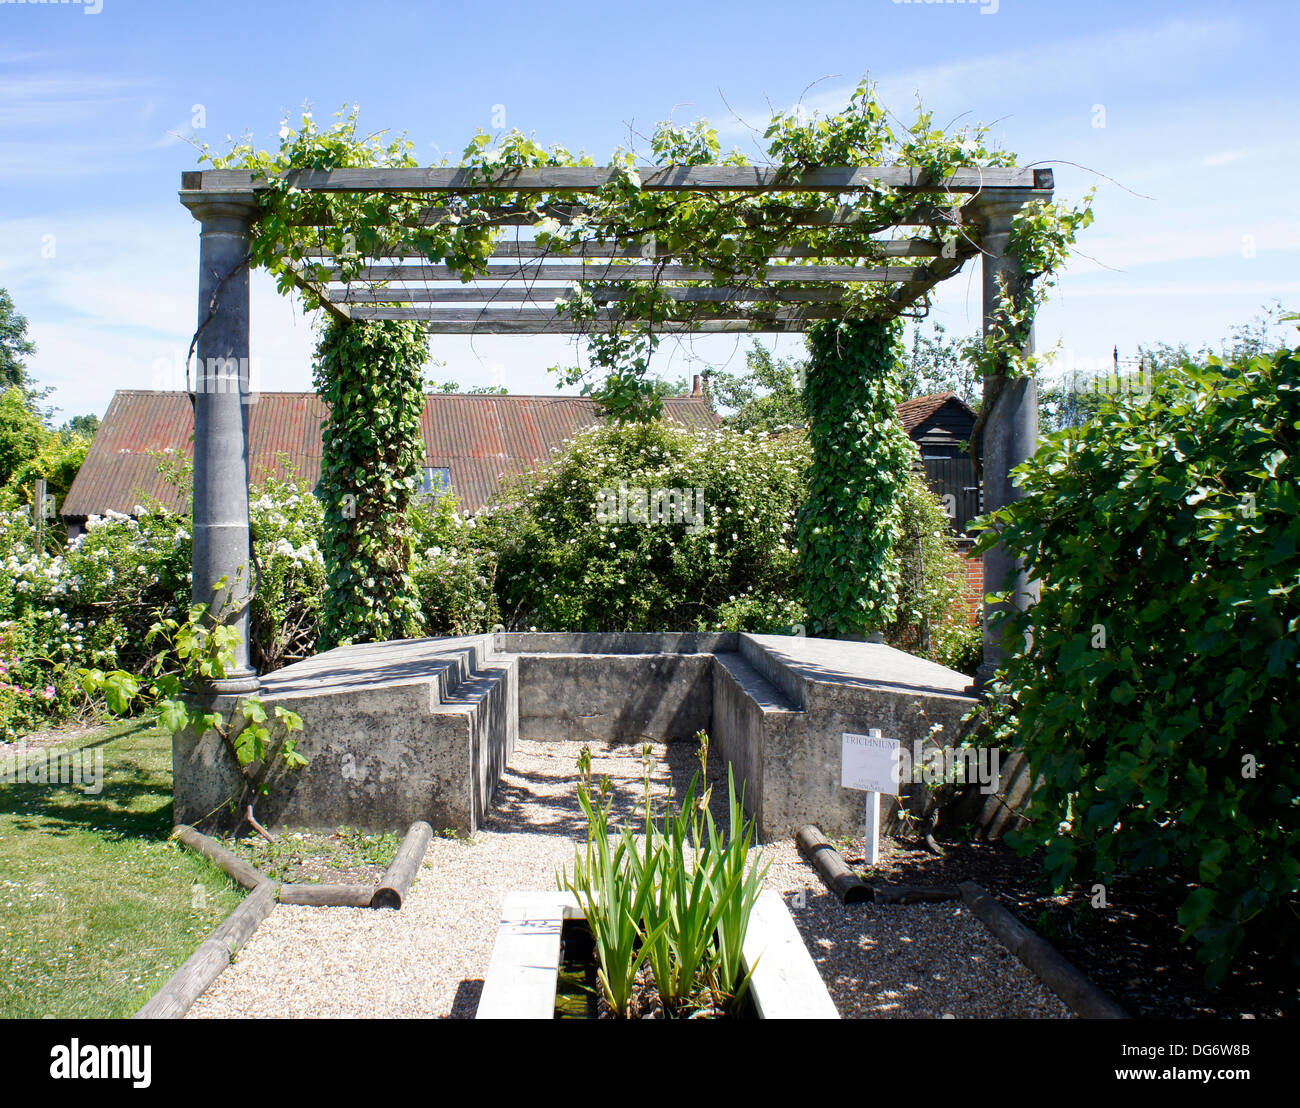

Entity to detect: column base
[971,660,999,697]
[207,670,261,697]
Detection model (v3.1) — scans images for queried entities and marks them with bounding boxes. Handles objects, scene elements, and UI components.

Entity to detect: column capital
[967,187,1042,235]
[180,189,260,233]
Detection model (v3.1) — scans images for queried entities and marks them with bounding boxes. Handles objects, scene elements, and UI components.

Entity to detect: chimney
[692,374,702,396]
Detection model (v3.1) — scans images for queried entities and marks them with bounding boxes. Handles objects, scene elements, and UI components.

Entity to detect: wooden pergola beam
[309,262,922,283]
[272,199,984,229]
[332,285,854,304]
[304,239,945,260]
[184,166,1052,194]
[411,319,811,334]
[350,305,844,324]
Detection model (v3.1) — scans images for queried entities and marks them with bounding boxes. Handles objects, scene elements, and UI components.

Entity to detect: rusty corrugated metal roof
[62,391,720,519]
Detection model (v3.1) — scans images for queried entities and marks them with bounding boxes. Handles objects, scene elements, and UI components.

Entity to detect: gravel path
[187,738,1070,1019]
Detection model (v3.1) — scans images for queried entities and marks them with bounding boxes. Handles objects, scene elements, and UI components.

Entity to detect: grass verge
[0,718,244,1018]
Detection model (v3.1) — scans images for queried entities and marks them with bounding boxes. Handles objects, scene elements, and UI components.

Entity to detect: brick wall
[958,546,983,625]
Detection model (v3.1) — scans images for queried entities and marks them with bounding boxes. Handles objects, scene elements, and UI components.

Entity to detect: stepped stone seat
[173,632,978,840]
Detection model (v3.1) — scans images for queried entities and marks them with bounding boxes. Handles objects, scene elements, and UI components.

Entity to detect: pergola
[179,164,1051,694]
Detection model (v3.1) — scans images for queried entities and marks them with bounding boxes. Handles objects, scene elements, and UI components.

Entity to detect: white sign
[841,729,900,795]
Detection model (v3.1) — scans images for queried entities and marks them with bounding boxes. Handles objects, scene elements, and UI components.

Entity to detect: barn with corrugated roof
[63,387,980,533]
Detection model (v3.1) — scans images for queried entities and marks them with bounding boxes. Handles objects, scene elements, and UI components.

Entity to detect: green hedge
[975,344,1300,982]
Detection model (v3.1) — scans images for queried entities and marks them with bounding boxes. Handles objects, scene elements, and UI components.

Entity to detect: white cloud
[718,16,1244,141]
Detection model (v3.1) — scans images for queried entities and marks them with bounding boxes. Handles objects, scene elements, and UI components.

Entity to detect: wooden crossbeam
[332,285,851,304]
[889,237,984,314]
[413,319,809,334]
[312,262,920,283]
[351,305,841,323]
[281,266,352,323]
[184,166,1052,194]
[302,238,943,261]
[281,200,971,229]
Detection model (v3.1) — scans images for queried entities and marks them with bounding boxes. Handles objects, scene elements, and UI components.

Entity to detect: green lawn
[0,718,244,1019]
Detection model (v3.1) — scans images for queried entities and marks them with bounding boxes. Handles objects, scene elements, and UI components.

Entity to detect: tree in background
[707,344,805,431]
[60,413,100,439]
[901,322,981,408]
[0,289,37,394]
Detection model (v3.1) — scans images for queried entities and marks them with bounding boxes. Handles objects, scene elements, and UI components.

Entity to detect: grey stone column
[180,191,260,694]
[972,194,1040,692]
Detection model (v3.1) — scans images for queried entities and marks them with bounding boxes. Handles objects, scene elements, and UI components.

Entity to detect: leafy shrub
[883,470,973,661]
[409,493,498,635]
[487,420,806,632]
[975,344,1300,982]
[249,472,327,671]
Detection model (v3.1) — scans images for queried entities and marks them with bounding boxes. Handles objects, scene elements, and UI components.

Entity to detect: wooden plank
[795,825,872,904]
[320,263,920,283]
[476,891,579,1019]
[415,319,811,334]
[334,285,851,305]
[889,237,984,314]
[278,883,376,907]
[286,201,969,229]
[305,238,942,261]
[353,305,842,323]
[371,821,434,909]
[133,940,231,1020]
[742,889,840,1019]
[209,880,278,954]
[281,265,352,322]
[192,165,1050,195]
[959,882,1129,1019]
[135,881,277,1019]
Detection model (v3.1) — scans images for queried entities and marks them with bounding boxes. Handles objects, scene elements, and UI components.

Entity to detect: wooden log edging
[171,822,433,911]
[141,822,434,1017]
[795,825,872,904]
[279,883,375,907]
[135,880,277,1019]
[958,880,1129,1020]
[372,821,434,909]
[171,824,266,891]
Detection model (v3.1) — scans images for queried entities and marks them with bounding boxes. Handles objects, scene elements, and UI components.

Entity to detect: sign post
[840,728,901,866]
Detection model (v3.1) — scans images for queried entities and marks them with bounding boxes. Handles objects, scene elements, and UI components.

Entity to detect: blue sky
[1,0,1296,420]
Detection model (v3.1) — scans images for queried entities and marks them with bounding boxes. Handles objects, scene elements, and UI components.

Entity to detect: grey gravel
[187,739,1071,1019]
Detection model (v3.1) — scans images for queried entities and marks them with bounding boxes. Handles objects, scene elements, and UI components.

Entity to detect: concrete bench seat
[173,632,978,840]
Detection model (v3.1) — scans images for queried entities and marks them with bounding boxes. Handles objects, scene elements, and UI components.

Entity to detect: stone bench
[173,632,979,841]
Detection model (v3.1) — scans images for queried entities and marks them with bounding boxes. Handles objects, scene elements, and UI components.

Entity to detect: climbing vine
[198,85,1091,422]
[313,317,428,648]
[196,87,1093,647]
[798,317,915,637]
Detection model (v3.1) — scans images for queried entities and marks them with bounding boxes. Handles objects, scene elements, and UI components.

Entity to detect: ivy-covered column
[973,193,1039,691]
[798,317,915,639]
[180,190,259,693]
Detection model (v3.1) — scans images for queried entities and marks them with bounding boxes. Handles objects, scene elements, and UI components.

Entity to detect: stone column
[972,193,1040,692]
[181,191,260,694]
